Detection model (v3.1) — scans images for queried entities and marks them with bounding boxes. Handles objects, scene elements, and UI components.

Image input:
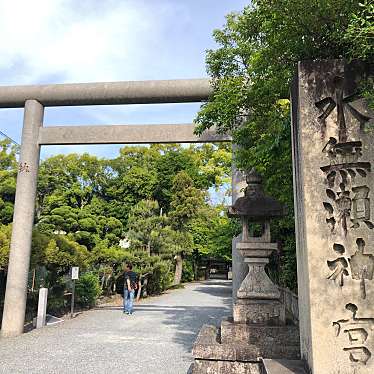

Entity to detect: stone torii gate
[0,78,237,337]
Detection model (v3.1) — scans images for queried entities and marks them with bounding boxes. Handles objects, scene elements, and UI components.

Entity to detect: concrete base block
[192,359,261,374]
[221,319,300,360]
[192,322,300,366]
[192,325,237,361]
[233,299,284,325]
[261,359,307,374]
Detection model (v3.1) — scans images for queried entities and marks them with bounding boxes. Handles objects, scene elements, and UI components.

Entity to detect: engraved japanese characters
[317,73,374,366]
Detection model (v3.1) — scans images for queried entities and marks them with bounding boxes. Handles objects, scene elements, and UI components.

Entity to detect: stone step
[262,359,308,374]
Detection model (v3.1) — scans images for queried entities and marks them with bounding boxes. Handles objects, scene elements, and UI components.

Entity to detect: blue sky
[0,0,249,160]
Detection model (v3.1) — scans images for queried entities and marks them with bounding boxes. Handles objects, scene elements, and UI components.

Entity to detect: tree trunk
[173,254,183,285]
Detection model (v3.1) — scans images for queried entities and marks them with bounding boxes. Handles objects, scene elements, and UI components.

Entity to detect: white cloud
[0,0,185,84]
[0,0,216,159]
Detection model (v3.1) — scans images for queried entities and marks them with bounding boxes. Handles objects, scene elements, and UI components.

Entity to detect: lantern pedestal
[233,241,285,325]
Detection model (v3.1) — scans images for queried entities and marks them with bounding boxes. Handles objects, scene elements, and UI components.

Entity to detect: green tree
[345,0,374,60]
[91,242,129,294]
[0,140,17,224]
[193,143,232,191]
[0,224,12,270]
[43,235,90,277]
[169,171,205,284]
[169,171,205,229]
[38,153,107,216]
[186,205,240,279]
[106,146,160,223]
[195,0,372,289]
[0,141,17,271]
[189,206,239,261]
[126,199,166,254]
[126,198,195,285]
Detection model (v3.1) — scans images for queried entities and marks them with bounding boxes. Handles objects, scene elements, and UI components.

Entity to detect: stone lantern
[229,168,286,325]
[191,168,300,372]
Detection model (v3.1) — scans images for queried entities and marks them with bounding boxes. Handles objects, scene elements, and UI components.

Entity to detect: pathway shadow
[136,303,230,351]
[192,282,232,307]
[159,281,232,352]
[165,280,232,354]
[96,281,232,353]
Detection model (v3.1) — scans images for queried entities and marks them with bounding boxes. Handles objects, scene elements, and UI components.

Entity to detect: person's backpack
[130,276,138,290]
[131,280,138,290]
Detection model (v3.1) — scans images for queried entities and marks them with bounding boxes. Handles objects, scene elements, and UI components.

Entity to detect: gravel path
[0,280,231,374]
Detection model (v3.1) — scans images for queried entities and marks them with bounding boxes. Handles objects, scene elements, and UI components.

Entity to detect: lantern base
[233,298,285,325]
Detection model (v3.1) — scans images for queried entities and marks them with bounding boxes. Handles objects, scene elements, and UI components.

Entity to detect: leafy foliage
[0,140,233,314]
[0,224,11,270]
[345,0,374,60]
[170,171,205,230]
[195,0,373,289]
[75,272,102,307]
[0,140,17,224]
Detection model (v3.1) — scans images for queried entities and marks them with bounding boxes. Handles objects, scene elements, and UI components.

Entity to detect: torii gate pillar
[1,100,44,337]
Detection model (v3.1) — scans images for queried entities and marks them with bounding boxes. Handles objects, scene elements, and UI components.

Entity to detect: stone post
[1,100,44,338]
[36,287,48,329]
[231,145,247,301]
[291,60,374,373]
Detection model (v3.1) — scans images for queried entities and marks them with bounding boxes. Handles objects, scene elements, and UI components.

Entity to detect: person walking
[123,263,139,315]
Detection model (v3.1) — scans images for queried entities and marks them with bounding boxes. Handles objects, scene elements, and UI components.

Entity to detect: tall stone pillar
[231,145,247,301]
[1,100,44,337]
[291,60,374,373]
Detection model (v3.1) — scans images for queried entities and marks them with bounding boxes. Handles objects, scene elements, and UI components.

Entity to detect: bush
[181,259,194,282]
[147,260,173,295]
[47,278,68,314]
[47,293,67,315]
[75,272,102,307]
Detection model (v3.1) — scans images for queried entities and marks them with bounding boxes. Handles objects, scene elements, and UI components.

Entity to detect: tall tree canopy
[195,0,373,289]
[0,140,17,224]
[0,140,233,305]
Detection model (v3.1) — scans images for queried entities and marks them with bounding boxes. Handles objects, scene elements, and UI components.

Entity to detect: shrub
[147,260,173,295]
[181,259,194,282]
[48,278,68,313]
[75,272,102,307]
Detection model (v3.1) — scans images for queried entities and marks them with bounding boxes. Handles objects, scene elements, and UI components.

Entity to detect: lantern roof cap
[228,168,285,220]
